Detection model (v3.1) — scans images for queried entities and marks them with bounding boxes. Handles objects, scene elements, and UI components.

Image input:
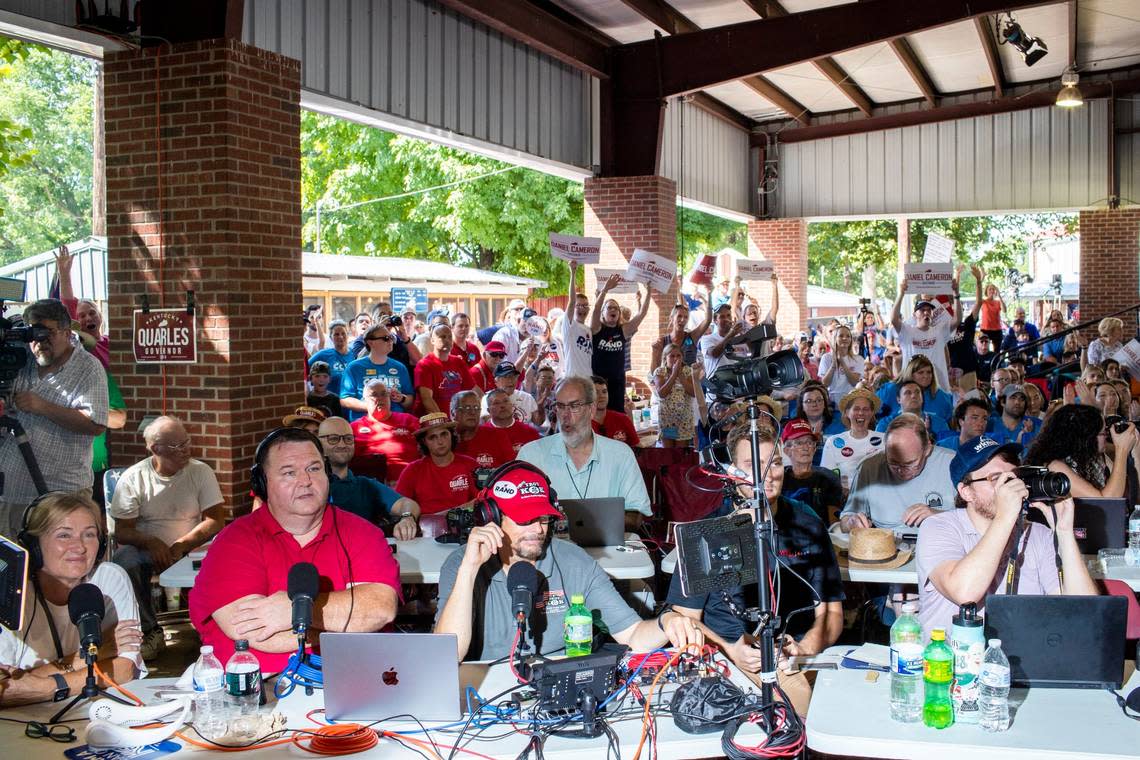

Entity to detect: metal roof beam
[741,76,811,126]
[975,16,1006,97]
[613,0,699,35]
[889,37,939,105]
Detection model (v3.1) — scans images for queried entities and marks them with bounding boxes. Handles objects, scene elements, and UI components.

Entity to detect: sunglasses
[488,351,506,358]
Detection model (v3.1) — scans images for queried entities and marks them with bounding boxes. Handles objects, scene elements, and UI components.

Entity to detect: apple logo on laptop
[382,668,399,686]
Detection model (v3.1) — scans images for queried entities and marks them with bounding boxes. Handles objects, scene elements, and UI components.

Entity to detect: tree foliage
[676,206,745,274]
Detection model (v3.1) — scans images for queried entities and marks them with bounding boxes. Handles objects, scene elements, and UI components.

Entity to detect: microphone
[287,562,320,637]
[68,583,105,657]
[506,563,538,627]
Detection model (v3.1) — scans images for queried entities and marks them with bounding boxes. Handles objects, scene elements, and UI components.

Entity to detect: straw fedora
[837,527,913,570]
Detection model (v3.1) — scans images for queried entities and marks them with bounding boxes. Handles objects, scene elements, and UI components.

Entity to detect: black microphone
[506,563,538,627]
[67,583,105,656]
[287,562,320,636]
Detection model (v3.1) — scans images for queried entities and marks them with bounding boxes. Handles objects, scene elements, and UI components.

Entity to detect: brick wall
[104,40,303,514]
[1079,208,1140,332]
[746,218,808,336]
[583,176,677,384]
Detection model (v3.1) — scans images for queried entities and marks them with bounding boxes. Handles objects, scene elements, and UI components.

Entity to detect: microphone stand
[50,642,133,724]
[743,400,781,711]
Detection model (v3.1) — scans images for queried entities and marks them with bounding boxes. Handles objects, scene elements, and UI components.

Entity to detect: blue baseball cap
[949,435,1022,485]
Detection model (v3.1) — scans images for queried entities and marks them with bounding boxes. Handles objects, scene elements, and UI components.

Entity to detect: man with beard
[434,464,702,661]
[0,298,108,536]
[483,388,539,454]
[988,384,1041,447]
[451,390,514,469]
[916,436,1097,638]
[414,324,475,415]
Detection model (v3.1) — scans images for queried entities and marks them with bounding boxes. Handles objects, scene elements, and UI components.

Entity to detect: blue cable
[275,650,324,698]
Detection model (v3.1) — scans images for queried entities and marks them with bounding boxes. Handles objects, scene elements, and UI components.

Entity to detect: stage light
[1055,68,1083,108]
[1001,15,1049,67]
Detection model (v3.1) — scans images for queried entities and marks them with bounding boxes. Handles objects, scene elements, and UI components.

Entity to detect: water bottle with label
[979,638,1011,732]
[950,603,985,724]
[224,640,262,739]
[563,594,592,657]
[889,603,923,723]
[192,645,229,739]
[1126,505,1140,566]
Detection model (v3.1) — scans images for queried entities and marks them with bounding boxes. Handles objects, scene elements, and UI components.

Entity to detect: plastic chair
[101,467,126,557]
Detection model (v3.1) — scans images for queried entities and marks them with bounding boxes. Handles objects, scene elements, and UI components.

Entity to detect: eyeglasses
[488,352,506,359]
[367,334,394,342]
[319,434,354,445]
[553,401,592,414]
[25,721,76,743]
[454,405,481,413]
[785,438,816,450]
[962,473,1002,485]
[155,439,191,451]
[887,460,925,476]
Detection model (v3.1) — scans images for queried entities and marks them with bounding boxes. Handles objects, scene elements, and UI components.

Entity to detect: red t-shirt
[454,424,515,469]
[453,339,481,367]
[492,420,541,454]
[352,411,421,481]
[414,353,474,415]
[188,505,400,672]
[592,410,640,447]
[395,454,479,515]
[469,361,496,393]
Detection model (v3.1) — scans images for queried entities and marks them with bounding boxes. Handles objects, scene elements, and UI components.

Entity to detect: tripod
[50,644,133,724]
[0,410,49,497]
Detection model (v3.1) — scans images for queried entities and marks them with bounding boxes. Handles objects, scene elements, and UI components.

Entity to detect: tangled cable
[276,651,325,698]
[292,723,378,755]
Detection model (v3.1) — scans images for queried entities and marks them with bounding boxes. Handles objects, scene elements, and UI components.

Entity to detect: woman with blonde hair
[1086,316,1125,368]
[652,343,697,448]
[877,355,953,423]
[818,324,863,406]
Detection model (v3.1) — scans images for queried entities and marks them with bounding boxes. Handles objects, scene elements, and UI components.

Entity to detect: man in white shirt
[890,279,959,392]
[560,261,594,379]
[480,361,541,426]
[491,299,528,364]
[698,302,742,379]
[111,416,225,659]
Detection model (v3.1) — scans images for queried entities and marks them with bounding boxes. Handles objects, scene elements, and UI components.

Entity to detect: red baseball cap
[781,419,817,443]
[488,466,562,524]
[484,341,507,353]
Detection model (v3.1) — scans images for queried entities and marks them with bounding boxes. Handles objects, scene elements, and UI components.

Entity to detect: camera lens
[1014,466,1070,502]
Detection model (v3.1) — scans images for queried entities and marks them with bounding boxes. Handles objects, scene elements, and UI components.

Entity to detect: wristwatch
[51,673,70,702]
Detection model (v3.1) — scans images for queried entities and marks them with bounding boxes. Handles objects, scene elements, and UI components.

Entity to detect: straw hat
[837,528,913,570]
[838,387,881,417]
[415,412,456,437]
[282,406,326,427]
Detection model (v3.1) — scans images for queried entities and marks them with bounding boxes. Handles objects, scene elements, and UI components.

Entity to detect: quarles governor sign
[133,309,197,363]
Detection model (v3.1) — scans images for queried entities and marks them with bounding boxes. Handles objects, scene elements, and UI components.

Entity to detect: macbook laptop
[1027,497,1127,554]
[983,595,1126,689]
[321,632,462,721]
[560,498,626,547]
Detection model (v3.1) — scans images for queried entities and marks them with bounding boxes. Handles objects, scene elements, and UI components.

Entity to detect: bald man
[318,417,419,540]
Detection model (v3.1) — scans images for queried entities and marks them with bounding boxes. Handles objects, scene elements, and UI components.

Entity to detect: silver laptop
[320,632,462,721]
[561,498,626,547]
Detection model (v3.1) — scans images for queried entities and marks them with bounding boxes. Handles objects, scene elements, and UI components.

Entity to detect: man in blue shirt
[309,319,354,394]
[987,384,1041,447]
[340,323,414,421]
[876,380,949,439]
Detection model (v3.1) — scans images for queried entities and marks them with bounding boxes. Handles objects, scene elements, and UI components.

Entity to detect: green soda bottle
[923,628,954,729]
[563,594,592,657]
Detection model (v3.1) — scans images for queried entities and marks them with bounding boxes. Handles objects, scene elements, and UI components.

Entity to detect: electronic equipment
[1011,465,1070,502]
[320,632,462,721]
[287,562,319,637]
[84,697,192,749]
[984,595,1126,689]
[1026,497,1127,553]
[436,506,475,544]
[0,534,28,631]
[507,562,537,625]
[704,323,804,402]
[674,511,757,597]
[560,498,625,547]
[530,644,627,719]
[69,583,105,654]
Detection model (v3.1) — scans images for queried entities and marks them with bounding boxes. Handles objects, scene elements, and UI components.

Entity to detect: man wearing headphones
[434,462,703,662]
[189,428,400,672]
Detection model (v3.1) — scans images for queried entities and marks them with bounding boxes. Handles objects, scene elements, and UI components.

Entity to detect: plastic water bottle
[1126,505,1140,566]
[563,594,592,657]
[224,640,262,739]
[923,628,954,729]
[979,638,1011,732]
[889,603,923,723]
[192,645,229,739]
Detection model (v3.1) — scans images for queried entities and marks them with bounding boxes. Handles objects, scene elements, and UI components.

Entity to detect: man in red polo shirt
[451,390,513,469]
[189,428,400,672]
[415,324,475,415]
[351,380,420,482]
[590,375,639,447]
[395,413,479,515]
[485,387,540,454]
[469,341,507,393]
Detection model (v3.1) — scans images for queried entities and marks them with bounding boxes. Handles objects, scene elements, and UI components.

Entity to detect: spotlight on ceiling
[1055,68,1083,108]
[1000,14,1049,67]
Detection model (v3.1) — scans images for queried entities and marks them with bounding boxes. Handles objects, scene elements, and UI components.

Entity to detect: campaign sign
[923,232,954,263]
[688,253,718,286]
[549,233,601,265]
[903,263,954,296]
[133,309,196,364]
[735,258,775,281]
[594,268,638,295]
[625,249,677,294]
[1113,339,1140,379]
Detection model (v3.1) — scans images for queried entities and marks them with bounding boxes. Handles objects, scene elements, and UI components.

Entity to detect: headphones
[17,492,108,572]
[472,460,561,527]
[250,427,333,501]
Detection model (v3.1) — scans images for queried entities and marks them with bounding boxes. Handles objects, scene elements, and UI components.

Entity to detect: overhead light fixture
[1056,67,1083,108]
[1000,14,1049,67]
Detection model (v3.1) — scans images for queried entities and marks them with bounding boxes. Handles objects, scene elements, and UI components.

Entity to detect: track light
[1000,14,1048,67]
[1055,68,1083,108]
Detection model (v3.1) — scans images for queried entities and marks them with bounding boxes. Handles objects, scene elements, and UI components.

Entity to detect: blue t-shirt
[986,414,1042,447]
[308,348,354,394]
[876,383,953,423]
[340,356,413,421]
[875,411,950,438]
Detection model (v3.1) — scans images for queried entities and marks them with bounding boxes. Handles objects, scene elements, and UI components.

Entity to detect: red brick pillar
[746,218,808,336]
[104,40,302,515]
[583,176,677,384]
[1079,208,1140,330]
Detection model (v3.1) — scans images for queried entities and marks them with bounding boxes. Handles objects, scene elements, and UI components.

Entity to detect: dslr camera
[1012,466,1070,503]
[1104,415,1131,435]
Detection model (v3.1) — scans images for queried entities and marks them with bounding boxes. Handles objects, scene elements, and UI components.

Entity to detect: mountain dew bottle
[923,628,954,729]
[564,594,592,657]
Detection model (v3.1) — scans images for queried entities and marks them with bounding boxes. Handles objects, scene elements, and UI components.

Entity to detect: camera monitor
[0,276,25,303]
[675,511,757,597]
[0,535,28,631]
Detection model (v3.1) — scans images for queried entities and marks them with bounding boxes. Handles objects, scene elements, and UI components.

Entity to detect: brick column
[104,40,302,515]
[746,218,808,336]
[1079,208,1140,330]
[583,176,677,384]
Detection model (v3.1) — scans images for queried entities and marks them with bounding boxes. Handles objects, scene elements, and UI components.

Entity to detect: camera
[384,315,402,329]
[703,323,804,402]
[1012,466,1070,502]
[1105,415,1131,435]
[0,314,47,406]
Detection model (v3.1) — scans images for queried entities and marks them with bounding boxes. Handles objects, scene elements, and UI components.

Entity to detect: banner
[133,309,197,364]
[903,263,954,296]
[688,254,717,286]
[1114,339,1140,379]
[735,258,775,281]
[923,232,954,263]
[549,233,601,265]
[625,249,677,294]
[594,268,638,295]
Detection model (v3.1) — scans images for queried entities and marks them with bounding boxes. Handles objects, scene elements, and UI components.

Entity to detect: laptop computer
[983,595,1127,689]
[320,632,462,721]
[1026,497,1128,553]
[560,498,626,547]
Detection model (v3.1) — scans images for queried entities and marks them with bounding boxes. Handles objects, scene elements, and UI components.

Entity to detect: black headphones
[472,460,561,527]
[250,427,333,501]
[17,492,108,572]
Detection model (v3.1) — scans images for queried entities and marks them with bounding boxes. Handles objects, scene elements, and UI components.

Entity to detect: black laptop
[1026,497,1127,554]
[984,595,1127,689]
[560,498,626,547]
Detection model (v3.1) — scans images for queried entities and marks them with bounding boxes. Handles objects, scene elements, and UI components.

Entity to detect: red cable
[508,625,525,684]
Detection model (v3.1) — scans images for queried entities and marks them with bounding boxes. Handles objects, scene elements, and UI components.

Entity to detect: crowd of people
[0,251,1133,715]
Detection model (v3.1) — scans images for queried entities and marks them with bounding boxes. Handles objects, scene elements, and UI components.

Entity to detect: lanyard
[33,578,66,661]
[1003,505,1064,595]
[564,460,595,500]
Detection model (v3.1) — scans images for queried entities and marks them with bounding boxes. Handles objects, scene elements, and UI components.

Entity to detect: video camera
[702,323,804,402]
[0,278,42,407]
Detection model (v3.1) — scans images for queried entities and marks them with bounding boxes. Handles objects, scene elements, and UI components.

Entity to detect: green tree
[676,206,744,275]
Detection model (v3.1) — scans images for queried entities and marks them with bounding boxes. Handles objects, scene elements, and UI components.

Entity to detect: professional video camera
[702,323,804,402]
[0,278,45,408]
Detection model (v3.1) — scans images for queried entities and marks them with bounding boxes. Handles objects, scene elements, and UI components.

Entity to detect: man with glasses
[518,376,651,531]
[0,298,108,537]
[469,340,507,393]
[452,390,513,469]
[318,416,419,540]
[839,413,956,532]
[110,416,224,659]
[340,323,413,421]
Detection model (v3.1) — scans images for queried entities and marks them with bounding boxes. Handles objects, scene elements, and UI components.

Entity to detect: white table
[160,536,655,588]
[807,646,1140,759]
